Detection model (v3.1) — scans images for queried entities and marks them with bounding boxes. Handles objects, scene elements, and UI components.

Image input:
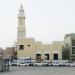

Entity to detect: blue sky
[0,0,75,48]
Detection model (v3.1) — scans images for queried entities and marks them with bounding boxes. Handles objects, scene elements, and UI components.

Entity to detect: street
[1,66,75,75]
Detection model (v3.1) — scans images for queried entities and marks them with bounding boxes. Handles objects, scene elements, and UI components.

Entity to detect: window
[27,45,31,47]
[19,45,24,50]
[72,47,75,54]
[72,40,75,46]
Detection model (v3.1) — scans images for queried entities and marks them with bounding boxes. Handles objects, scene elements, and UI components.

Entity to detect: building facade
[16,4,63,61]
[63,33,75,61]
[4,47,16,61]
[0,47,16,61]
[0,48,4,57]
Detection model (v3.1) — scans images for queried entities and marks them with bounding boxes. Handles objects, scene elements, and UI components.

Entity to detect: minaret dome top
[20,4,24,10]
[18,3,25,17]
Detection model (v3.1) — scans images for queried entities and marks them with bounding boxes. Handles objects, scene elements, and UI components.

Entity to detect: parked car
[69,62,75,67]
[52,60,59,66]
[34,61,43,66]
[17,59,29,66]
[26,60,34,66]
[49,62,52,66]
[10,60,17,66]
[63,60,69,66]
[58,60,69,66]
[59,60,65,66]
[19,62,29,66]
[65,62,69,66]
[42,60,50,66]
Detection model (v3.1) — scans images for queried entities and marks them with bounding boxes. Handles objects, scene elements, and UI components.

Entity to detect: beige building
[4,47,16,60]
[16,4,63,61]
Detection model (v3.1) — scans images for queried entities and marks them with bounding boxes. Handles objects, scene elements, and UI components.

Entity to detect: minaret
[17,4,26,41]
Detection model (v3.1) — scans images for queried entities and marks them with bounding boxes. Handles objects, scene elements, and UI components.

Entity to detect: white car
[19,62,29,66]
[42,60,50,66]
[52,60,59,66]
[18,61,29,66]
[69,63,75,67]
[65,63,69,66]
[10,61,17,66]
[59,60,65,66]
[34,61,43,66]
[26,60,34,66]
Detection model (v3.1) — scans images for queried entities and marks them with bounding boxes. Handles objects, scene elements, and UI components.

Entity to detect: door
[54,54,58,60]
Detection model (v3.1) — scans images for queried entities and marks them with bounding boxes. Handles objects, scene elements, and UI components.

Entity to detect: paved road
[1,66,75,75]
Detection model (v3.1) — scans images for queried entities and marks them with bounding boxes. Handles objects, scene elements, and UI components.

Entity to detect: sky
[0,0,75,48]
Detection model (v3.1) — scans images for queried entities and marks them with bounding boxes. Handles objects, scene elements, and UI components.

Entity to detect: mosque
[16,4,63,61]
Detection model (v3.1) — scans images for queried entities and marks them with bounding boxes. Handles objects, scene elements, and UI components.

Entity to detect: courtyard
[0,66,75,75]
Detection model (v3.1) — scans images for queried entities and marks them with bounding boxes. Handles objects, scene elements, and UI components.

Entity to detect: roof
[65,33,75,39]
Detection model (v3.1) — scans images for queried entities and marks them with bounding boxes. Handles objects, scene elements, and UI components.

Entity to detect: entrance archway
[45,54,49,60]
[36,54,41,61]
[54,54,58,60]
